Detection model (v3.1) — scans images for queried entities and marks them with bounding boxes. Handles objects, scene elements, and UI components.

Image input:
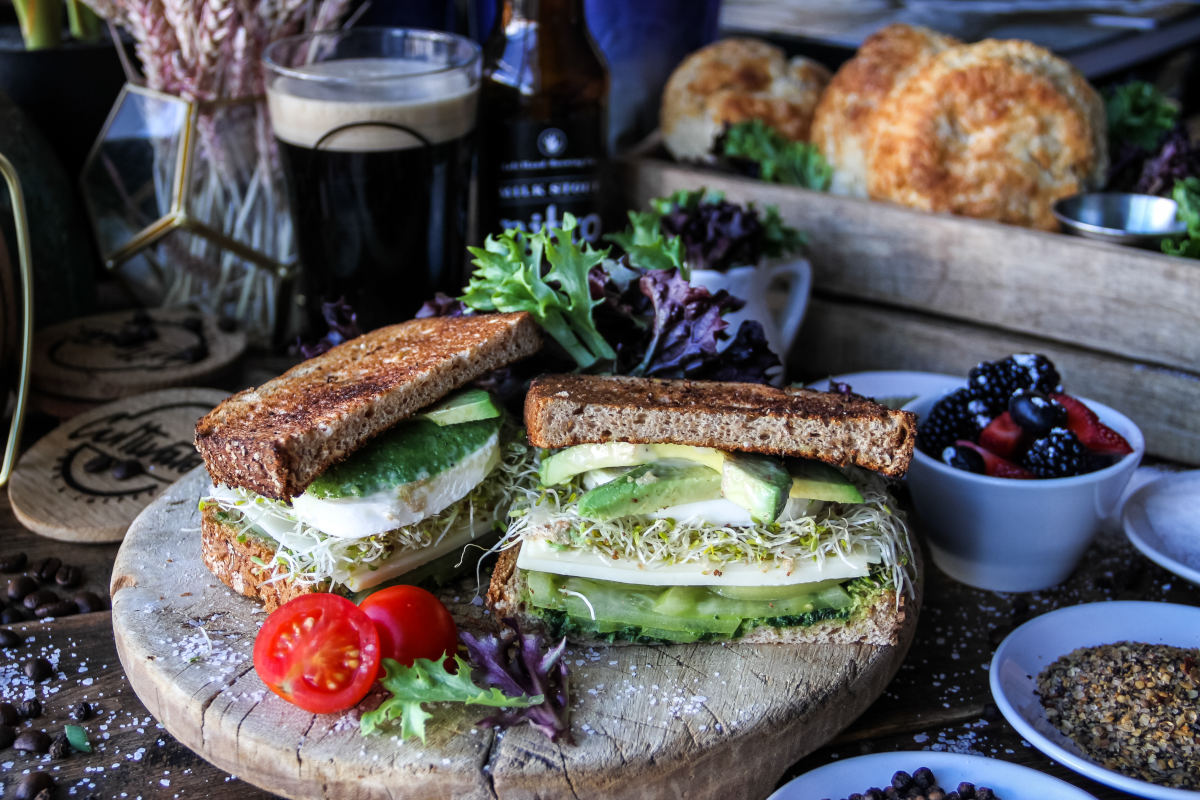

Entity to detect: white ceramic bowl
[904,393,1144,592]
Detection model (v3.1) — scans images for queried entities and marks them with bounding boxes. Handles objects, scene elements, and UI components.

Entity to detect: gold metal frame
[0,152,33,487]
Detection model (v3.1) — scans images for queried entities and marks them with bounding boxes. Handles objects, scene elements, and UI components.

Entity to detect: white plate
[990,601,1200,800]
[805,371,961,408]
[1123,471,1200,586]
[769,750,1097,800]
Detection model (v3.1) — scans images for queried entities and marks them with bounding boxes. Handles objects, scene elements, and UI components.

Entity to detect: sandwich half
[195,313,541,610]
[488,374,918,645]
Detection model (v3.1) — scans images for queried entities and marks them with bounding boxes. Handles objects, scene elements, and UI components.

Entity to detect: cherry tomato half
[358,585,458,667]
[253,593,380,714]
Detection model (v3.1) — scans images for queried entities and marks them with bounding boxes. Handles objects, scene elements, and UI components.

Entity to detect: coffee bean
[0,551,27,573]
[35,601,77,619]
[54,565,82,589]
[13,729,51,753]
[13,771,54,800]
[0,723,13,749]
[111,459,143,480]
[0,628,18,647]
[48,733,69,759]
[35,558,62,584]
[19,698,42,719]
[82,453,112,473]
[0,702,18,725]
[68,701,92,722]
[7,575,37,601]
[1,605,28,624]
[73,591,105,613]
[24,589,58,610]
[23,657,51,682]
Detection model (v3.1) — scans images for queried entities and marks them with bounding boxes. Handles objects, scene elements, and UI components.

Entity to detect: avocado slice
[539,442,725,486]
[721,452,791,522]
[418,388,501,426]
[575,463,722,521]
[788,459,863,504]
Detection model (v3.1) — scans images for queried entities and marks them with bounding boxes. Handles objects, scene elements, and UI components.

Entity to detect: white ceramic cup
[904,392,1145,592]
[688,258,811,361]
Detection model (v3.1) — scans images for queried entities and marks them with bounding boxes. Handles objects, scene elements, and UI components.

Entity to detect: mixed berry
[918,355,1133,479]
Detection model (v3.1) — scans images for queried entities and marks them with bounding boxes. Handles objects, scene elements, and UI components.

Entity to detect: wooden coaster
[30,309,246,405]
[7,387,228,543]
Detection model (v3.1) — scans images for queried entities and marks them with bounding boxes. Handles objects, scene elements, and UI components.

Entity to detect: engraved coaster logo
[538,128,566,157]
[54,402,209,502]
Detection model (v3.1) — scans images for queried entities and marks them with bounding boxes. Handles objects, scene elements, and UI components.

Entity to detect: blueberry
[1009,391,1066,435]
[941,444,985,474]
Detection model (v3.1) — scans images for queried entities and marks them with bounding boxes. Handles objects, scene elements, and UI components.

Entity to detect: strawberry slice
[1051,393,1133,455]
[956,440,1035,479]
[979,412,1026,459]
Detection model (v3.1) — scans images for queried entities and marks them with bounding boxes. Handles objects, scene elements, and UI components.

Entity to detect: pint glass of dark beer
[264,29,481,334]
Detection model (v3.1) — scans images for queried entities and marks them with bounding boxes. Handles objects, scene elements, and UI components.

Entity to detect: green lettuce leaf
[361,655,541,742]
[1162,177,1200,259]
[603,210,686,273]
[717,120,832,190]
[1106,81,1179,153]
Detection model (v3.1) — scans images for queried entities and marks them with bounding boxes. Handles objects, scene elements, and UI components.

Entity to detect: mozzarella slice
[515,537,878,587]
[288,431,499,539]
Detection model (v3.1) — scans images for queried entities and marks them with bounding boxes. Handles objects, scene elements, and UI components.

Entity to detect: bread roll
[866,39,1107,230]
[661,37,830,162]
[810,24,960,197]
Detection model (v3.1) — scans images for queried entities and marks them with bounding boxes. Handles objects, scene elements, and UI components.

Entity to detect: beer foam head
[267,58,478,152]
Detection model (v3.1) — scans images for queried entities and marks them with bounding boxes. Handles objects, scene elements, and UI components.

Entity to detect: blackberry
[967,354,1062,415]
[919,388,978,455]
[1022,428,1092,478]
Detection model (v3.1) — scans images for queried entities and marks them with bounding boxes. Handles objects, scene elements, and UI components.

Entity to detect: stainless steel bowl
[1053,193,1187,247]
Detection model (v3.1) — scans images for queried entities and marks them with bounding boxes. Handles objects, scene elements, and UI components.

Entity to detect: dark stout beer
[265,35,480,335]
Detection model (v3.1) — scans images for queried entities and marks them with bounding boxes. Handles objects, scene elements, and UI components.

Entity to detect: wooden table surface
[2,383,1197,799]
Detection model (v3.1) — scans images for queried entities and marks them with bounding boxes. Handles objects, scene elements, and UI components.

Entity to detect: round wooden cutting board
[30,308,246,409]
[111,469,921,800]
[8,388,229,542]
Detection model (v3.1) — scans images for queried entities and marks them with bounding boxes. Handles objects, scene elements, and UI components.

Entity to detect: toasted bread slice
[195,313,540,501]
[486,545,906,646]
[200,504,332,611]
[524,374,916,477]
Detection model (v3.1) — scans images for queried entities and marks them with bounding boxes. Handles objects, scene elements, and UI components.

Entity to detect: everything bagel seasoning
[1036,641,1200,789]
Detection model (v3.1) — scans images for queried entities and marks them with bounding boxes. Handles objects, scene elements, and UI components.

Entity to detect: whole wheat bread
[525,374,916,477]
[195,313,540,500]
[486,546,907,646]
[200,505,331,611]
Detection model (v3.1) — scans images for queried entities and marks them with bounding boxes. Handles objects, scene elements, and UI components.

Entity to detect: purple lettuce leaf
[1136,127,1200,197]
[459,618,572,744]
[630,269,742,377]
[686,320,781,384]
[295,297,363,359]
[416,292,472,318]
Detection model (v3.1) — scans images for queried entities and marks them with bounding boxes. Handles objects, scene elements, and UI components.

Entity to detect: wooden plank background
[620,157,1200,465]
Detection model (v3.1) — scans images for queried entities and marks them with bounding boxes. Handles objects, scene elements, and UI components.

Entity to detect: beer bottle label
[490,113,605,243]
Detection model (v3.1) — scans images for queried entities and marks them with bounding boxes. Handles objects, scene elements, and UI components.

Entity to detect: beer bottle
[478,0,609,244]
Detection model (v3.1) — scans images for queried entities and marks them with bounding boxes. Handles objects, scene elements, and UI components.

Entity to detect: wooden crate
[619,156,1200,465]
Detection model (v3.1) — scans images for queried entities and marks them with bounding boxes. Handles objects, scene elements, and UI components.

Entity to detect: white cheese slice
[288,431,499,539]
[515,537,877,587]
[336,514,493,592]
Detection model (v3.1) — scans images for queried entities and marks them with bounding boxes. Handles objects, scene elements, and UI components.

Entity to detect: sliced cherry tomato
[358,585,458,667]
[253,593,380,714]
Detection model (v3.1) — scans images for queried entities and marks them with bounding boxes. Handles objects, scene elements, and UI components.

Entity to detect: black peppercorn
[19,698,42,719]
[23,657,52,682]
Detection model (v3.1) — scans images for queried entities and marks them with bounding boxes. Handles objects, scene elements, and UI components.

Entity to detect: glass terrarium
[81,83,298,344]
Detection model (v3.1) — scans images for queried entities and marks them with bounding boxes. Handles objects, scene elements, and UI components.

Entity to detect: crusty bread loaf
[661,37,830,162]
[810,24,959,197]
[524,374,916,478]
[866,39,1106,230]
[487,546,906,646]
[195,313,540,501]
[200,505,330,611]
